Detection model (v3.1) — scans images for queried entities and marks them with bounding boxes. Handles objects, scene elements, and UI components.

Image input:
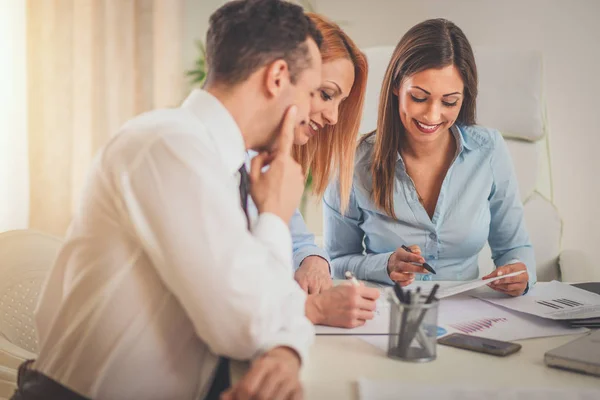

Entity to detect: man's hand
[387,245,429,286]
[221,347,302,400]
[305,283,380,328]
[249,106,304,223]
[294,256,332,294]
[482,262,529,296]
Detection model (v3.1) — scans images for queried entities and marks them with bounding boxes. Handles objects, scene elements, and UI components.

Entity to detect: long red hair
[292,13,367,213]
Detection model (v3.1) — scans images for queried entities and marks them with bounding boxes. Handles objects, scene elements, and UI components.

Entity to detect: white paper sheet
[358,379,600,400]
[474,281,600,320]
[404,270,526,299]
[358,294,586,352]
[315,295,390,335]
[437,294,587,340]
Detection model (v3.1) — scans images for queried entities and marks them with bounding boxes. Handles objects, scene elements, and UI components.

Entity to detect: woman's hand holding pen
[387,245,429,286]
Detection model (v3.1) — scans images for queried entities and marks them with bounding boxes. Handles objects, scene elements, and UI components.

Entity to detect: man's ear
[264,59,290,98]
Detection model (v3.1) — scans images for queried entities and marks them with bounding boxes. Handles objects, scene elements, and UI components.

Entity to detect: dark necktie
[238,165,251,230]
[205,165,250,399]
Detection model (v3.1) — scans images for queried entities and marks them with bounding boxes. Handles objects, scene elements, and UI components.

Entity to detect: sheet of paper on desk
[437,294,587,340]
[474,281,600,320]
[314,295,390,335]
[358,379,600,400]
[358,294,585,353]
[404,270,526,298]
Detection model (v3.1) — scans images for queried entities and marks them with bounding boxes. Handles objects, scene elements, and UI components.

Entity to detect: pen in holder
[387,284,439,362]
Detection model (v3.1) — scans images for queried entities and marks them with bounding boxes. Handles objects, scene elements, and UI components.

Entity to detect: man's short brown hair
[205,0,323,85]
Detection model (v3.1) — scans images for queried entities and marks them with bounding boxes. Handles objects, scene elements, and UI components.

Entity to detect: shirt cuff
[254,212,293,269]
[363,252,395,286]
[256,330,314,371]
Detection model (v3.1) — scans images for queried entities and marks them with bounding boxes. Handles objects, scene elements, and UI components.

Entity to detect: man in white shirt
[13,1,323,399]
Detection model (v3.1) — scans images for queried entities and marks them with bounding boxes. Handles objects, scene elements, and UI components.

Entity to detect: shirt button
[429,232,436,240]
[431,254,438,259]
[423,275,432,281]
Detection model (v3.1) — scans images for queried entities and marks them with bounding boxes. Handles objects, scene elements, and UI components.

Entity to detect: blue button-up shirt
[323,125,536,287]
[246,152,330,271]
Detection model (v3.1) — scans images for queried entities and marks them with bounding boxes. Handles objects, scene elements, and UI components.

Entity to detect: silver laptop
[545,330,600,377]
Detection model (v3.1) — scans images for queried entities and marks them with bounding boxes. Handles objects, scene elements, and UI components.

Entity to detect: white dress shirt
[33,90,314,400]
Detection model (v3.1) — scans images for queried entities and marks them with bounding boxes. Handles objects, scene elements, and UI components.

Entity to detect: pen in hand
[401,245,436,275]
[344,271,360,287]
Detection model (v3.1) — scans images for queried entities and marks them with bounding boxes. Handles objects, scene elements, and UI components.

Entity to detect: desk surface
[232,327,600,399]
[295,333,600,399]
[233,281,600,398]
[231,331,600,399]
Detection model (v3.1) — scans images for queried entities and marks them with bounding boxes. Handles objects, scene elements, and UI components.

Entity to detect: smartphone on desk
[438,333,521,357]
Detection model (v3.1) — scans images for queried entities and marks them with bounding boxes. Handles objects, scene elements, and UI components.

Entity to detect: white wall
[0,0,28,231]
[184,0,600,270]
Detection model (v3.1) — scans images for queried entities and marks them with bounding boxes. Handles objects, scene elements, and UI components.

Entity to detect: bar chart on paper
[535,298,584,310]
[437,295,586,341]
[449,317,507,335]
[474,281,600,320]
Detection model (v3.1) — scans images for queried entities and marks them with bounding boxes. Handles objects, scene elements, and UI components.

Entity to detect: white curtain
[26,0,185,236]
[0,0,29,232]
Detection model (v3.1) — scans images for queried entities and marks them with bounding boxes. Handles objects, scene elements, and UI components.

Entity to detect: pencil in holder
[387,291,439,362]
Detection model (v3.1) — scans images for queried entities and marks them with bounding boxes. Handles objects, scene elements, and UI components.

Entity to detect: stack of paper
[436,294,587,341]
[473,281,600,326]
[357,294,586,354]
[315,280,589,352]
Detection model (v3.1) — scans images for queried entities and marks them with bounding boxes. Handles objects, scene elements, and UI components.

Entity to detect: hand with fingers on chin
[294,256,332,294]
[249,106,305,224]
[220,347,303,400]
[305,282,381,328]
[482,262,529,297]
[387,244,430,286]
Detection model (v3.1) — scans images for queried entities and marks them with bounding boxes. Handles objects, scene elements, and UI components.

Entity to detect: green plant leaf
[187,40,208,87]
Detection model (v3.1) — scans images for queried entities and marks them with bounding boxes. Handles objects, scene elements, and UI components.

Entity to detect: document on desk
[474,281,600,320]
[404,270,526,299]
[358,379,600,400]
[437,295,587,340]
[314,294,390,335]
[357,294,585,353]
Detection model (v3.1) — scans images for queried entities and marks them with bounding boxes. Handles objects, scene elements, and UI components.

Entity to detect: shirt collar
[453,124,475,152]
[181,89,246,176]
[396,124,472,165]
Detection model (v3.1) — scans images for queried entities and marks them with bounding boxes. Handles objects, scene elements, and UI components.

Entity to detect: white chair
[360,46,596,283]
[0,229,63,398]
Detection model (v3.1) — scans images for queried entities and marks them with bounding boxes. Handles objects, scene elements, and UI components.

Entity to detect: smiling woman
[324,19,536,298]
[292,12,367,214]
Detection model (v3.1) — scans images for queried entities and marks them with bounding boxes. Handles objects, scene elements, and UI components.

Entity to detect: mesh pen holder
[387,291,439,362]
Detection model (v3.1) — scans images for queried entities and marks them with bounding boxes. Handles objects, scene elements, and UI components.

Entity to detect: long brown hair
[366,18,478,218]
[292,13,367,213]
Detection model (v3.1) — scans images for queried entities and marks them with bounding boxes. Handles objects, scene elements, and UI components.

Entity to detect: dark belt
[11,360,90,400]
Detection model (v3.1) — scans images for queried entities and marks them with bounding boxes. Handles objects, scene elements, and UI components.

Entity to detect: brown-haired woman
[324,19,535,297]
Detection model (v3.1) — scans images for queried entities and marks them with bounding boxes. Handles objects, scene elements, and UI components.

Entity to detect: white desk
[233,332,599,399]
[232,280,600,399]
